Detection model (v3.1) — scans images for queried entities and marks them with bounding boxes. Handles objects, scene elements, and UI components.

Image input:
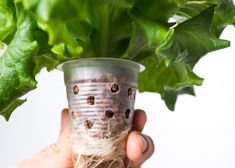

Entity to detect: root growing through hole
[71,131,131,168]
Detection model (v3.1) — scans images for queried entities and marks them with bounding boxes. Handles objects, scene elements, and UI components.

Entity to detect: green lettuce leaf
[175,0,218,20]
[139,6,230,110]
[157,6,230,68]
[22,0,135,59]
[32,29,57,75]
[125,3,232,109]
[1,99,26,121]
[0,3,38,120]
[138,57,203,110]
[212,0,235,37]
[0,0,16,45]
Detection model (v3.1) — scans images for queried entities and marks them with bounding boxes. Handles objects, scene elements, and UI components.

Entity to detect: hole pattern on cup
[111,83,119,94]
[71,111,77,120]
[87,96,95,105]
[105,109,115,118]
[84,120,93,129]
[127,88,132,97]
[73,85,79,95]
[69,81,137,139]
[125,109,131,119]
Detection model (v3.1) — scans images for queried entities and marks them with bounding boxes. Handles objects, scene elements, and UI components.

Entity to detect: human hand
[11,109,154,168]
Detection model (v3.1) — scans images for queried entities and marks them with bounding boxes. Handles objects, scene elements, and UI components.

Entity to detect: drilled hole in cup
[127,88,132,97]
[87,96,95,105]
[73,85,79,95]
[125,109,131,119]
[105,109,115,118]
[71,111,76,120]
[111,83,119,93]
[84,120,93,129]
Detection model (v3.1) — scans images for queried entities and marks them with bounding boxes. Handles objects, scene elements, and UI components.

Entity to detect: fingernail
[138,134,148,153]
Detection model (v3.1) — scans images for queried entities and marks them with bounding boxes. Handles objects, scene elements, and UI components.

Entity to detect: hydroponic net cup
[59,58,144,168]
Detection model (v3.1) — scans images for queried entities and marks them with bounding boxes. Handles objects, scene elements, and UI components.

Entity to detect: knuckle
[49,143,61,153]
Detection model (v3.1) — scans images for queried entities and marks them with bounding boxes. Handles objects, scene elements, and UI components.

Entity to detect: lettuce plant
[0,0,235,120]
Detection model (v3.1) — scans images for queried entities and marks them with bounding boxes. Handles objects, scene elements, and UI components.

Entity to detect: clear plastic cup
[59,58,144,166]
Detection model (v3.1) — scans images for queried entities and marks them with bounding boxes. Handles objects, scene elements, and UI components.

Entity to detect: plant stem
[99,4,111,57]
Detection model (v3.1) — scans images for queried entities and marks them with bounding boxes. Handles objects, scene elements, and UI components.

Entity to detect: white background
[0,25,235,168]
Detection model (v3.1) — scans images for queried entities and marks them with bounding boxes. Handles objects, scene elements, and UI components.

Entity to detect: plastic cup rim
[57,57,145,72]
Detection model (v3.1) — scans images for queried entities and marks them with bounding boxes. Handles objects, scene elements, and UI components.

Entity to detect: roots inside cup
[71,130,130,168]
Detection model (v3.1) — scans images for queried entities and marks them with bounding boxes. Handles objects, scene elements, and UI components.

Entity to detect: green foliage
[0,0,235,119]
[0,3,38,120]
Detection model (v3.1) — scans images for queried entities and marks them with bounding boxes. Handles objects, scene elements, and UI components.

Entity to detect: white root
[71,130,130,168]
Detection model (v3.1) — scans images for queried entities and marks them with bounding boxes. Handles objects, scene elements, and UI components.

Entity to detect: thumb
[127,131,155,168]
[58,108,71,141]
[57,108,72,156]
